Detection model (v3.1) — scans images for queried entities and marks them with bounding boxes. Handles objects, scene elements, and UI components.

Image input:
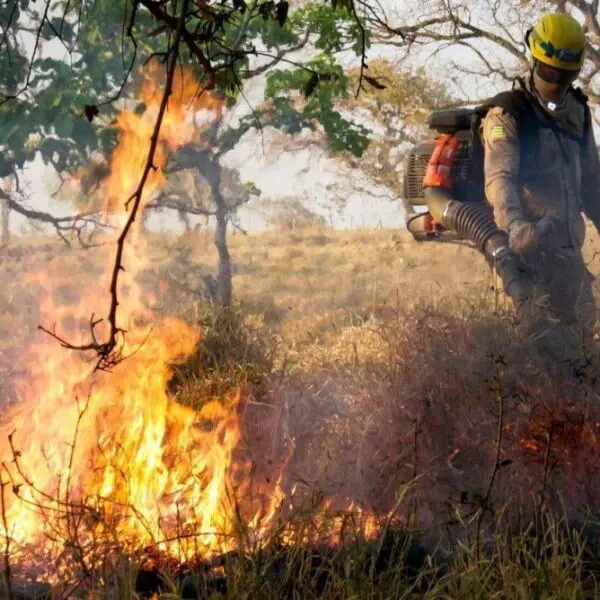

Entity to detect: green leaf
[0,155,13,178]
[1,123,21,145]
[258,0,275,20]
[55,117,74,139]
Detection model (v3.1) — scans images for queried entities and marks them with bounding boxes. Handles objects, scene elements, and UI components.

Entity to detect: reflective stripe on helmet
[530,28,583,64]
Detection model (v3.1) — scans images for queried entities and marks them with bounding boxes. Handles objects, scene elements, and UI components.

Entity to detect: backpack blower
[403,102,534,302]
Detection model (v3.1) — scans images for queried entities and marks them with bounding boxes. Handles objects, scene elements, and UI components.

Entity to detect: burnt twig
[39,0,195,371]
[475,355,507,562]
[0,476,14,600]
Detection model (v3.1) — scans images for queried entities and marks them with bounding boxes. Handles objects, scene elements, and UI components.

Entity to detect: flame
[0,63,381,585]
[0,64,261,576]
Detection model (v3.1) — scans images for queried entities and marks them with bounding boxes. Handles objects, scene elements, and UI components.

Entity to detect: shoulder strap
[474,89,540,161]
[476,89,537,135]
[572,86,592,137]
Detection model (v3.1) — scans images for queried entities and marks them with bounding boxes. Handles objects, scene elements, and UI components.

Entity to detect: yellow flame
[0,62,382,584]
[0,64,246,573]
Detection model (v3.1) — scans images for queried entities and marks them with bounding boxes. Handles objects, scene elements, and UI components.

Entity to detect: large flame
[0,65,271,578]
[0,64,380,586]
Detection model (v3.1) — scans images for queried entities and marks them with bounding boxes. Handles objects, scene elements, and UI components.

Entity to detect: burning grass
[3,227,600,596]
[3,54,600,598]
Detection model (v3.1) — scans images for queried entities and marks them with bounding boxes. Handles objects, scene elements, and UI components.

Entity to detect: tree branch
[1,0,52,104]
[39,0,194,371]
[0,188,108,248]
[138,0,216,90]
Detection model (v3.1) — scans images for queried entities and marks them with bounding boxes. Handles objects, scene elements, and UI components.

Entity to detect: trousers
[517,248,596,371]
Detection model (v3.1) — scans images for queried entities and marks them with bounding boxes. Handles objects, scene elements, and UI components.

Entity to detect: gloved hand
[508,217,556,254]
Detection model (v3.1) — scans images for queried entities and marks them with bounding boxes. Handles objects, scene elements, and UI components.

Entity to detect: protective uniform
[481,14,599,371]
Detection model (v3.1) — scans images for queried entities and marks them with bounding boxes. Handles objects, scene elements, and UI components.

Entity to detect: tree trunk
[213,187,232,306]
[191,148,234,306]
[1,176,11,247]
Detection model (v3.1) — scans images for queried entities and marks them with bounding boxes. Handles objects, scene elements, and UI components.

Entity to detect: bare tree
[368,0,600,106]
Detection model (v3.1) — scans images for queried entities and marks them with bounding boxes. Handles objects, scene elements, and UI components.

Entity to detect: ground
[3,224,600,597]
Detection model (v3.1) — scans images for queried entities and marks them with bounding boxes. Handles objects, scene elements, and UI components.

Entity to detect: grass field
[3,224,600,598]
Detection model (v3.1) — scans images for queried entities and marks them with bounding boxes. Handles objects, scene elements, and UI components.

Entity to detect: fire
[0,64,263,577]
[0,63,381,586]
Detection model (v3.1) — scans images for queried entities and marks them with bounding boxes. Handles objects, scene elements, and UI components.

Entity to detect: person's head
[526,13,585,106]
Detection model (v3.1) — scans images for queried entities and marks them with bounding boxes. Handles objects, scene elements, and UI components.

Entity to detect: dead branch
[475,354,506,561]
[0,476,14,600]
[39,0,195,372]
[0,189,109,248]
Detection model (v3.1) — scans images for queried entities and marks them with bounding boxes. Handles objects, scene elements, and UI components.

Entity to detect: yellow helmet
[527,13,585,71]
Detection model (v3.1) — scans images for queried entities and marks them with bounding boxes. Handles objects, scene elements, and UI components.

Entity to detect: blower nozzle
[424,187,534,302]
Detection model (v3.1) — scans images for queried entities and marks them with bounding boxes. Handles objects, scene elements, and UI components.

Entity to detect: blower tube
[424,187,534,302]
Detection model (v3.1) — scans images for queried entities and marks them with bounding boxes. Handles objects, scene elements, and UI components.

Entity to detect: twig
[96,0,139,109]
[64,395,92,576]
[0,0,53,104]
[39,0,195,371]
[1,190,109,248]
[0,477,14,600]
[535,425,554,559]
[410,419,422,527]
[139,0,216,90]
[349,0,368,98]
[475,356,506,562]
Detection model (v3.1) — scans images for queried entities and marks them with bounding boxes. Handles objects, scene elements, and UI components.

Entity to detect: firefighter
[482,13,600,373]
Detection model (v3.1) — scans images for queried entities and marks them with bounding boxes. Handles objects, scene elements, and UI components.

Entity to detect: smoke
[241,301,600,548]
[2,230,600,570]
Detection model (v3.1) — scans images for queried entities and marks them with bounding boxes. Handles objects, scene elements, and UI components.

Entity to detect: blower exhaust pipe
[424,187,533,302]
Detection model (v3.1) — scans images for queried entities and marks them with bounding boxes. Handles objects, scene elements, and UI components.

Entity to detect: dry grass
[3,223,600,597]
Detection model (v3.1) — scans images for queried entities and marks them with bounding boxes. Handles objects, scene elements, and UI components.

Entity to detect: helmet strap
[531,66,569,112]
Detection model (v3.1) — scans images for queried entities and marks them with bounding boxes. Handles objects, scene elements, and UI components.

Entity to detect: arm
[580,121,600,232]
[481,106,525,231]
[482,106,552,254]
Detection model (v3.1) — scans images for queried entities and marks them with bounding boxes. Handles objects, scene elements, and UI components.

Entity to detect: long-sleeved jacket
[481,80,600,253]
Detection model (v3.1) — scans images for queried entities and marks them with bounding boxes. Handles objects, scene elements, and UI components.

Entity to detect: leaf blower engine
[403,107,533,302]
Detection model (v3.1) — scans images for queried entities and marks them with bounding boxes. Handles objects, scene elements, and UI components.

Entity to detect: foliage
[0,0,378,189]
[264,54,371,156]
[347,58,453,122]
[325,58,454,206]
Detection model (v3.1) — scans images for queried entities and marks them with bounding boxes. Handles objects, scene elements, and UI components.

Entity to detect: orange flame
[0,65,258,576]
[0,63,380,585]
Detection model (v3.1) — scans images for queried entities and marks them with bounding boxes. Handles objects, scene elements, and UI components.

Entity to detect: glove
[508,217,556,254]
[492,246,534,302]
